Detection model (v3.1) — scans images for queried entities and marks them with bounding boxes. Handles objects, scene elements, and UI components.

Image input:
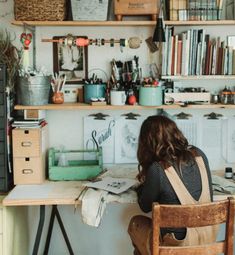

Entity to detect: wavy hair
[137,115,195,181]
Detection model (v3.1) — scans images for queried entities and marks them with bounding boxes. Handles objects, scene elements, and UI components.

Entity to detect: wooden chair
[152,197,235,255]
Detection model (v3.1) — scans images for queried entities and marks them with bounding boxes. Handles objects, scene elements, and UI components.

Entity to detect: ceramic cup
[110,90,126,105]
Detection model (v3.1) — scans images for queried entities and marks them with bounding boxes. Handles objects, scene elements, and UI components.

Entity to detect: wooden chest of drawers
[12,126,48,184]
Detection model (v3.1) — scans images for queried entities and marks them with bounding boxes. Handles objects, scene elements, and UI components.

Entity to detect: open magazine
[83,177,137,195]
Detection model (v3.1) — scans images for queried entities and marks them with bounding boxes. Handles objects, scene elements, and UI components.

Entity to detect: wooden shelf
[11,20,157,27]
[161,75,235,80]
[165,20,235,26]
[11,20,235,27]
[14,103,235,110]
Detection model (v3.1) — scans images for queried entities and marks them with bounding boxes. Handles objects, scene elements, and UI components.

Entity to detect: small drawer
[13,157,45,184]
[0,130,4,142]
[0,155,4,166]
[0,106,4,117]
[0,94,3,105]
[0,118,4,129]
[0,142,4,154]
[0,82,3,93]
[0,209,2,234]
[13,129,41,157]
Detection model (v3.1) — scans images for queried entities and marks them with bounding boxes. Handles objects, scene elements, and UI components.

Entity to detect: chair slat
[159,241,225,255]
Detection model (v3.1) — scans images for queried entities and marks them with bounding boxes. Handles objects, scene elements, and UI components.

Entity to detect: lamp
[153,0,165,43]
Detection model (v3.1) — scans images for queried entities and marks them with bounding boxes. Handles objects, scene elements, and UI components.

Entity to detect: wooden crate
[114,0,159,21]
[48,148,103,181]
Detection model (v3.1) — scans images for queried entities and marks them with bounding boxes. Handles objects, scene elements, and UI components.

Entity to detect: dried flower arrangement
[0,29,22,91]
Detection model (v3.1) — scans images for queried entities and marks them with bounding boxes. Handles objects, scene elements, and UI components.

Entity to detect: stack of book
[12,119,47,129]
[162,27,235,76]
[168,0,223,21]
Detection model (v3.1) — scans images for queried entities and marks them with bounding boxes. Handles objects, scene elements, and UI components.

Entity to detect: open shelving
[11,20,235,27]
[14,103,235,111]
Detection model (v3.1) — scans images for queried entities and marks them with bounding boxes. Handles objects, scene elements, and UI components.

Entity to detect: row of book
[167,0,223,21]
[161,27,235,76]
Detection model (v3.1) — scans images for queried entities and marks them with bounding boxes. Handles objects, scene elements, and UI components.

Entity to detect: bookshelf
[161,75,235,80]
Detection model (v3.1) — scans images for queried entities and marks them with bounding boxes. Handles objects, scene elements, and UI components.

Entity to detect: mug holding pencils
[51,74,66,104]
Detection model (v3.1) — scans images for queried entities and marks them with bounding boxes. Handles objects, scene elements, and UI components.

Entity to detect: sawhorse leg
[43,205,74,255]
[32,205,45,255]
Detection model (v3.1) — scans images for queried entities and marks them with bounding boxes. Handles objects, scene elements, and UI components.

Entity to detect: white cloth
[212,174,235,194]
[81,188,137,227]
[81,188,109,227]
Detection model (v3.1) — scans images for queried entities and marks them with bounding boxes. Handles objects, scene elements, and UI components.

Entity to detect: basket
[14,0,66,21]
[48,148,103,181]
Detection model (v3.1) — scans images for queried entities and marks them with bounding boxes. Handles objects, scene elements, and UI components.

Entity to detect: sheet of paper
[198,118,222,169]
[83,177,137,194]
[114,116,145,163]
[84,116,115,164]
[175,118,198,146]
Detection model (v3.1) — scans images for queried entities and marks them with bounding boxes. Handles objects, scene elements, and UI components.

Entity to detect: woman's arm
[137,163,161,213]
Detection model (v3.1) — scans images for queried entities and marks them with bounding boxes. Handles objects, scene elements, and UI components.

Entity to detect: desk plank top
[3,165,138,206]
[3,181,85,206]
[3,168,233,206]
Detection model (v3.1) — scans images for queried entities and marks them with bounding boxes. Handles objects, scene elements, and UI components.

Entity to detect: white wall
[1,1,235,254]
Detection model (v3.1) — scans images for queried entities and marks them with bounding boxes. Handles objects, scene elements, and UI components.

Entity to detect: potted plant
[0,29,22,91]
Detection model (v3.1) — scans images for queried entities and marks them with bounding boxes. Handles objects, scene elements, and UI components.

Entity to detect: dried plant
[0,29,22,91]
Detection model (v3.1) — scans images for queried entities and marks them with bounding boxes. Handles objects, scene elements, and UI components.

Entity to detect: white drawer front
[0,209,2,234]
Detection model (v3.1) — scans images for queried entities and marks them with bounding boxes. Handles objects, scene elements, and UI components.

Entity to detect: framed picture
[53,35,88,82]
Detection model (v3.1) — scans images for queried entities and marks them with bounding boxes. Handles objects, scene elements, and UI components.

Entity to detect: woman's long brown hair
[137,115,195,182]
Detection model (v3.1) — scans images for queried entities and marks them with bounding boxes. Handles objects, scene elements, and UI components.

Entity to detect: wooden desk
[2,169,232,255]
[2,166,138,255]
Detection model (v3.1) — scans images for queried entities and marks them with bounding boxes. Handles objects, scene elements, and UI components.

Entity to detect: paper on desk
[83,177,137,194]
[212,174,235,194]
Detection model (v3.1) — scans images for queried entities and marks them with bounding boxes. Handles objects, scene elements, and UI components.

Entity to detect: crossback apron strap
[165,156,211,205]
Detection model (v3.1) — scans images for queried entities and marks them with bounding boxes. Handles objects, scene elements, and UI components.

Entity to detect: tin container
[84,84,106,103]
[139,86,162,106]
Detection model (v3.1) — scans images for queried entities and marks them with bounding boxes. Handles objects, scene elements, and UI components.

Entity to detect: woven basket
[14,0,66,21]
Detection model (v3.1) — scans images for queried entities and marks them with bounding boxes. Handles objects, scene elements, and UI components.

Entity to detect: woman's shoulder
[189,145,207,158]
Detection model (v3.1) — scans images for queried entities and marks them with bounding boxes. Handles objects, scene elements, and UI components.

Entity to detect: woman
[128,115,216,255]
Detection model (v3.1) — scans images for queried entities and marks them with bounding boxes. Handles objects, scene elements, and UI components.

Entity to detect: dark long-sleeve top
[136,146,213,239]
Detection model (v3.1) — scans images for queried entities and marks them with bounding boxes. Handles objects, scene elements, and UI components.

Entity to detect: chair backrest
[152,197,235,255]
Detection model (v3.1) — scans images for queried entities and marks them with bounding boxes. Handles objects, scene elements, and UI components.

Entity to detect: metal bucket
[17,75,51,106]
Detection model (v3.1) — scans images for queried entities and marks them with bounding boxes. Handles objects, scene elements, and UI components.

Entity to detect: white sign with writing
[84,116,115,164]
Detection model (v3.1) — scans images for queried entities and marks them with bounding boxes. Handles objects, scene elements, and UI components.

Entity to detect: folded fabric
[212,174,235,194]
[81,188,109,227]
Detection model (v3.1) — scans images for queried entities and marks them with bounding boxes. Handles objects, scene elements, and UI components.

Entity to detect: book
[177,40,183,75]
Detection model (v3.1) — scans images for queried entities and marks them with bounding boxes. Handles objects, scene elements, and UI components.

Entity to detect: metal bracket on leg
[44,205,74,255]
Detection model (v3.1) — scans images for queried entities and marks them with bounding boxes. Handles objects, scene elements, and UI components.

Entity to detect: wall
[1,1,235,254]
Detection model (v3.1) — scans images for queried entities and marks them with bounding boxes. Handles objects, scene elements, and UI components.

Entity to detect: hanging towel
[81,188,109,227]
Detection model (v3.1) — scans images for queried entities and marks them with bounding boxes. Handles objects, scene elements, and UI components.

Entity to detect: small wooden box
[114,0,158,21]
[12,129,41,157]
[13,157,44,184]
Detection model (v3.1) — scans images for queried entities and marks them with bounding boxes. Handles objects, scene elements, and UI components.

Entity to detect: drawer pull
[22,169,33,174]
[21,141,32,147]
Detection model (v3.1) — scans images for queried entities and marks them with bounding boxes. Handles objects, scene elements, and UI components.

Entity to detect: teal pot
[84,84,106,103]
[139,86,162,106]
